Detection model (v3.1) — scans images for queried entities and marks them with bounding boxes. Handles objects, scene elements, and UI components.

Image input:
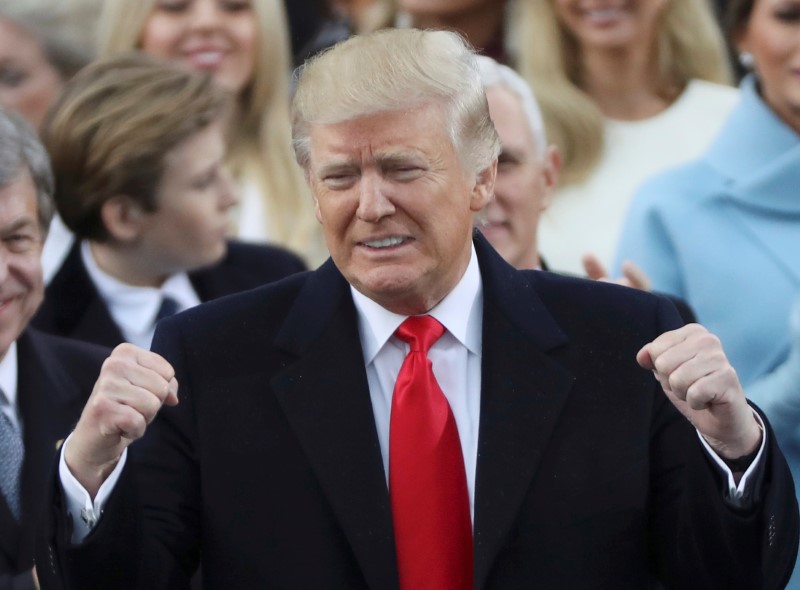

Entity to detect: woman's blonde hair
[96,0,323,264]
[514,0,732,185]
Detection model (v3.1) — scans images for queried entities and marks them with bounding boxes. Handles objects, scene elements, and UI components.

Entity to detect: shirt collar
[352,244,483,364]
[0,340,18,409]
[81,240,200,337]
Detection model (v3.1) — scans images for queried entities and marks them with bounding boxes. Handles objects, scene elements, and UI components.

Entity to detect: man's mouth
[361,236,409,249]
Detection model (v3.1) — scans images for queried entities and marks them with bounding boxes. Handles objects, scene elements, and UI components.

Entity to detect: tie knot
[395,315,445,353]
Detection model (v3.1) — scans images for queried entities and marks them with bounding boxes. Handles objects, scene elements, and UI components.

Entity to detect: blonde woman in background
[97,0,327,267]
[515,0,739,275]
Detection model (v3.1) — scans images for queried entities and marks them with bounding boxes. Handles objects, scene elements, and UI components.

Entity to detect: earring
[739,51,755,69]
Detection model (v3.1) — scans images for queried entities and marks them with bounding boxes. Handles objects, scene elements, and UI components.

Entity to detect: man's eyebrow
[374,152,426,167]
[317,159,359,177]
[0,217,38,235]
[498,146,525,162]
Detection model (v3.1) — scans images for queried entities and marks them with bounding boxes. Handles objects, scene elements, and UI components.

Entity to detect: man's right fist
[64,343,178,498]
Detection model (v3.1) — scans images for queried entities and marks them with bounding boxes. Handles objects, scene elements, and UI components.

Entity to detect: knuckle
[119,411,147,440]
[652,355,669,376]
[668,372,688,395]
[88,395,113,417]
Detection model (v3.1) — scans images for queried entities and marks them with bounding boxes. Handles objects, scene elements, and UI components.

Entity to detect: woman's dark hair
[724,0,755,41]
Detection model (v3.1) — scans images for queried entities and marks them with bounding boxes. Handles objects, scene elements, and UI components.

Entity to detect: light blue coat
[615,77,800,587]
[615,75,800,387]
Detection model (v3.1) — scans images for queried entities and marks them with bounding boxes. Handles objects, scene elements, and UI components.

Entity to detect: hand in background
[582,253,651,291]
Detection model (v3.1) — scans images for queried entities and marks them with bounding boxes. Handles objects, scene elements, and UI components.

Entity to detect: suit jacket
[0,330,107,588]
[38,235,798,589]
[31,240,307,348]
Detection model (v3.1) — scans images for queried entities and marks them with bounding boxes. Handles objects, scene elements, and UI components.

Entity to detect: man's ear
[307,170,324,225]
[540,145,561,212]
[470,159,497,212]
[313,194,323,224]
[100,195,147,242]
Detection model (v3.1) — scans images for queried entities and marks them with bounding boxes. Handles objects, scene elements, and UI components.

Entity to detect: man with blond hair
[39,30,797,590]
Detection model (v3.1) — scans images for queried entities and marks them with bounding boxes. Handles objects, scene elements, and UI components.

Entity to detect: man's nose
[218,168,239,210]
[356,175,394,222]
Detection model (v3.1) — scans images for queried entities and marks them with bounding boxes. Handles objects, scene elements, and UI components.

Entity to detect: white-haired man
[474,57,694,322]
[473,55,559,271]
[0,108,107,590]
[39,30,797,590]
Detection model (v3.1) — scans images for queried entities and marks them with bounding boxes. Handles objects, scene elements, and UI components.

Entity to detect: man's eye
[775,7,800,22]
[194,170,217,189]
[390,167,423,181]
[5,235,36,252]
[323,174,356,188]
[0,66,28,88]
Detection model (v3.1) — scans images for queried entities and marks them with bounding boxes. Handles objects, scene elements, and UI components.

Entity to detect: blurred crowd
[0,0,798,588]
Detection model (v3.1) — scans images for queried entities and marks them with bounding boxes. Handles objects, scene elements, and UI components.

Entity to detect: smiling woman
[517,0,740,275]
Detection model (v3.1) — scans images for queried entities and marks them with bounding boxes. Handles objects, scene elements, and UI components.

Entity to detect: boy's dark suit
[37,236,798,589]
[31,240,307,348]
[0,330,106,589]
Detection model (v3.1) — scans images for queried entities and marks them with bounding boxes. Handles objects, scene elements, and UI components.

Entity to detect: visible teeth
[588,8,621,19]
[363,236,405,248]
[191,51,223,66]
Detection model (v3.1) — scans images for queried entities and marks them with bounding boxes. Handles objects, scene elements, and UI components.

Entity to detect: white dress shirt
[352,245,483,520]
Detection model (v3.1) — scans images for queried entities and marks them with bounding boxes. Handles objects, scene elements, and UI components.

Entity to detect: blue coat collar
[705,75,800,213]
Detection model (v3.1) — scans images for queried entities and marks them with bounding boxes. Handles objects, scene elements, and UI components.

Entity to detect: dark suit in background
[32,240,306,348]
[36,237,799,589]
[0,330,106,590]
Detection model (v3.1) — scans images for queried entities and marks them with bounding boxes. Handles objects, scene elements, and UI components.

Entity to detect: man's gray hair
[474,55,548,154]
[292,28,500,174]
[0,108,55,233]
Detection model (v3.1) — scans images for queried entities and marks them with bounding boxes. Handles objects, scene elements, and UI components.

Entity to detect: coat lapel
[704,75,800,287]
[270,261,399,590]
[35,243,125,348]
[723,145,800,288]
[472,236,575,589]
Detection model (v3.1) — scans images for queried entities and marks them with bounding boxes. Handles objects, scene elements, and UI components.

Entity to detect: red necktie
[389,315,473,590]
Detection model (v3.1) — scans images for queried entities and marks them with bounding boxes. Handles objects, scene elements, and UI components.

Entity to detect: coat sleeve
[36,320,199,590]
[646,296,799,589]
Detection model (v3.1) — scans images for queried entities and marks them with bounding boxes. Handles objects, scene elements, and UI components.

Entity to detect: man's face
[307,104,495,315]
[0,167,44,358]
[478,86,558,270]
[129,121,237,286]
